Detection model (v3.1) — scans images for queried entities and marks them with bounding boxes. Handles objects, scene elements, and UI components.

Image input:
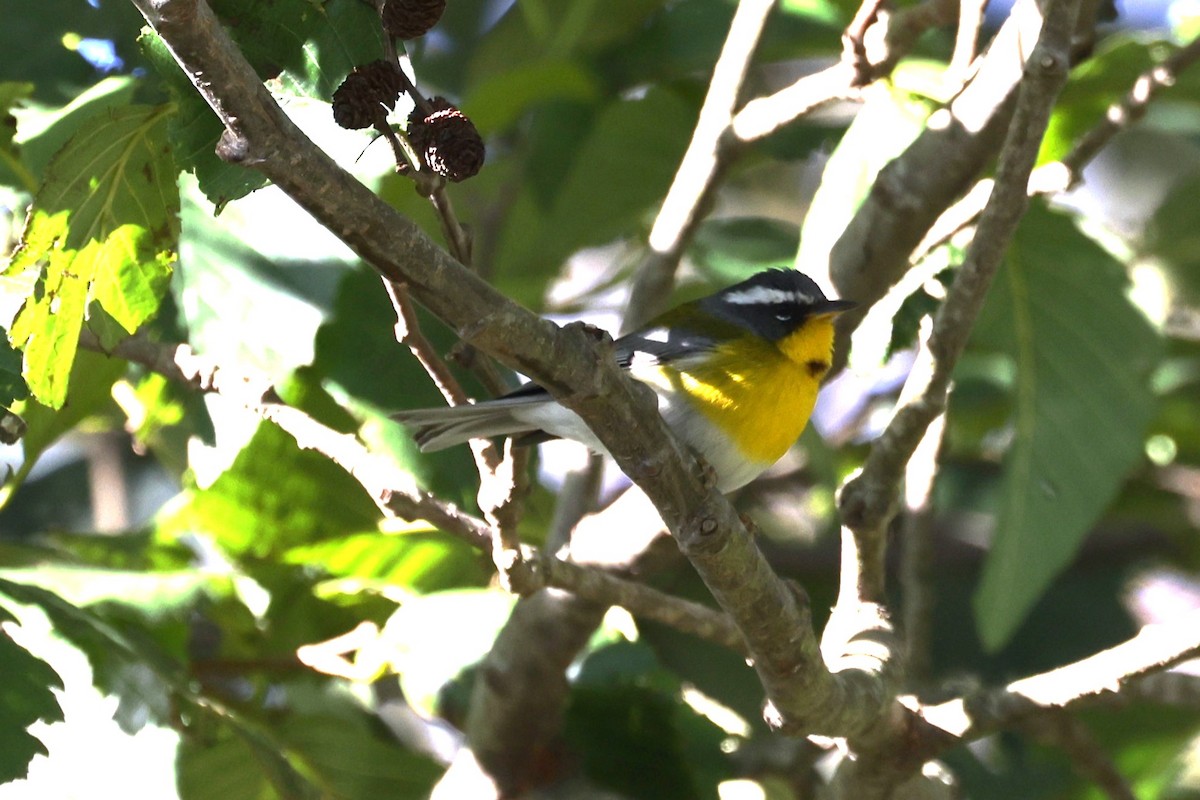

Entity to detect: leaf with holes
[5,104,178,408]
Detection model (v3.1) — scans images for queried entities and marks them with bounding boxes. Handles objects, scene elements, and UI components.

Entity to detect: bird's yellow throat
[676,315,837,464]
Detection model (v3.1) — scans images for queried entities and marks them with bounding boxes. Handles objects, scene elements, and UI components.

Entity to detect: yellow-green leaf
[6,104,179,408]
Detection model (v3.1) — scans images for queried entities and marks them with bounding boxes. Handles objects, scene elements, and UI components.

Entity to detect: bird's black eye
[775,312,792,322]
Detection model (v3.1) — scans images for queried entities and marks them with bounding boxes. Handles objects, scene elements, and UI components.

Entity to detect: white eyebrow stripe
[722,286,813,305]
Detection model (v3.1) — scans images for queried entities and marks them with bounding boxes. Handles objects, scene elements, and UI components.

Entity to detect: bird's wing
[613,307,729,370]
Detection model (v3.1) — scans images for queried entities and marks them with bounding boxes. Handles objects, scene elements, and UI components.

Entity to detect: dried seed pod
[407,97,485,182]
[332,60,405,130]
[382,0,447,39]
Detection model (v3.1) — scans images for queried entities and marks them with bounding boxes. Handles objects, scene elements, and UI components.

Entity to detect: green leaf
[970,206,1161,650]
[311,267,480,505]
[160,420,380,559]
[0,607,64,784]
[6,104,178,408]
[492,87,692,301]
[0,577,186,734]
[12,76,139,179]
[1041,37,1180,164]
[690,217,801,284]
[178,721,323,800]
[284,529,489,593]
[566,641,731,800]
[463,59,601,136]
[178,697,441,800]
[275,714,441,799]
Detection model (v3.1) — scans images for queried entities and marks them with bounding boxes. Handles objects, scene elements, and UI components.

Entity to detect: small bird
[393,269,854,491]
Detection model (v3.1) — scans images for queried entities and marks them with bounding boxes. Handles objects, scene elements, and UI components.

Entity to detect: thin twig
[84,329,743,658]
[1060,34,1200,181]
[836,0,1075,603]
[914,34,1200,264]
[948,0,989,82]
[913,609,1200,753]
[828,0,1055,369]
[384,279,472,408]
[622,0,776,331]
[512,554,747,654]
[731,62,857,143]
[842,0,890,87]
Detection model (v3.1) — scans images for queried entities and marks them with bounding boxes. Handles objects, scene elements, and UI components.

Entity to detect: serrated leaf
[971,206,1161,650]
[0,608,64,784]
[6,104,178,408]
[0,577,185,734]
[160,421,380,559]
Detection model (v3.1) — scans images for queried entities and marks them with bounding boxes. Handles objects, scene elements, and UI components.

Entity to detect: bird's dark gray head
[699,269,855,341]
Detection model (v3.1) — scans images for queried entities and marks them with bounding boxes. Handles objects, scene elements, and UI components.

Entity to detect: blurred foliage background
[1,0,1200,798]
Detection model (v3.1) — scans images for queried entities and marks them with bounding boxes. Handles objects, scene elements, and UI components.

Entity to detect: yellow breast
[674,316,836,463]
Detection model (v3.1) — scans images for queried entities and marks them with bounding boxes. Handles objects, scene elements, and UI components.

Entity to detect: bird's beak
[813,299,857,318]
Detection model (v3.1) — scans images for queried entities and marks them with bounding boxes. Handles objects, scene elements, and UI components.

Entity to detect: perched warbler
[393,269,854,492]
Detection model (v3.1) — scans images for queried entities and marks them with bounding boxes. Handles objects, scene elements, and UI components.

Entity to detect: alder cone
[407,97,485,182]
[332,60,404,130]
[382,0,447,39]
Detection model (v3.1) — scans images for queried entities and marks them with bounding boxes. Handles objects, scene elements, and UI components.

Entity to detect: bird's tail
[391,397,550,451]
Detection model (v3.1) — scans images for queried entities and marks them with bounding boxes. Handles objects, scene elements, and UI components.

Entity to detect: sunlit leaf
[6,104,178,408]
[159,421,380,559]
[971,206,1161,650]
[285,529,489,593]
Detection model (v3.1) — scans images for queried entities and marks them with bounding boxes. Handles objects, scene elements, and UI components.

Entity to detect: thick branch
[828,0,1049,349]
[130,0,888,742]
